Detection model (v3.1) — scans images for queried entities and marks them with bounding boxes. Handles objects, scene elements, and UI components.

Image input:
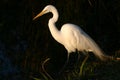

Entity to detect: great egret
[34,5,108,59]
[33,5,120,72]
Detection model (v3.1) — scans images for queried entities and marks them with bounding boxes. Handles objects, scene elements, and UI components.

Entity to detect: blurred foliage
[0,0,120,79]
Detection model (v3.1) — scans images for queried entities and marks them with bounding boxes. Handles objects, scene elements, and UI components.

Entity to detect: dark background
[0,0,120,79]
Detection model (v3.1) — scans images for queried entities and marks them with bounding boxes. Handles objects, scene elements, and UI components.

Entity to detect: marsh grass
[31,51,120,80]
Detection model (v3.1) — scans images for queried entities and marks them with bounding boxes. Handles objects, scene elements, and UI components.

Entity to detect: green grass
[31,52,120,80]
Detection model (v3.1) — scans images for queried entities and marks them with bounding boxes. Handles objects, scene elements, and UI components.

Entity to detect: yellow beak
[33,10,46,20]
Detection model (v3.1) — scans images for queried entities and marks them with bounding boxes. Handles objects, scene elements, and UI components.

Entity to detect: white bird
[33,5,107,59]
[33,5,119,71]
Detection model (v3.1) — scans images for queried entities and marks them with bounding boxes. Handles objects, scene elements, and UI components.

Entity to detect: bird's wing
[77,28,106,60]
[61,23,106,60]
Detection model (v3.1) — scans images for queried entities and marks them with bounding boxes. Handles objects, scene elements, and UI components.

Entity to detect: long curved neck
[48,7,63,44]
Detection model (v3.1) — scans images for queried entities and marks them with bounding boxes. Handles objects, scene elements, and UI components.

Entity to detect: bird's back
[60,23,106,60]
[60,23,82,52]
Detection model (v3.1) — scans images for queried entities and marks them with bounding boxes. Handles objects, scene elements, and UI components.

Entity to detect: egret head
[33,5,55,20]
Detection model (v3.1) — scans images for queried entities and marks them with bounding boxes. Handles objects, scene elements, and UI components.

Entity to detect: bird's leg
[76,51,87,66]
[77,51,82,62]
[79,51,89,76]
[74,51,81,68]
[59,54,70,75]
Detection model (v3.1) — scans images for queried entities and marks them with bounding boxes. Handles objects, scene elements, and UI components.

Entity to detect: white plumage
[33,5,114,62]
[60,23,105,60]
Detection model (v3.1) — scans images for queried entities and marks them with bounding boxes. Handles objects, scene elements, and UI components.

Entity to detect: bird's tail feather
[87,37,120,61]
[82,33,111,61]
